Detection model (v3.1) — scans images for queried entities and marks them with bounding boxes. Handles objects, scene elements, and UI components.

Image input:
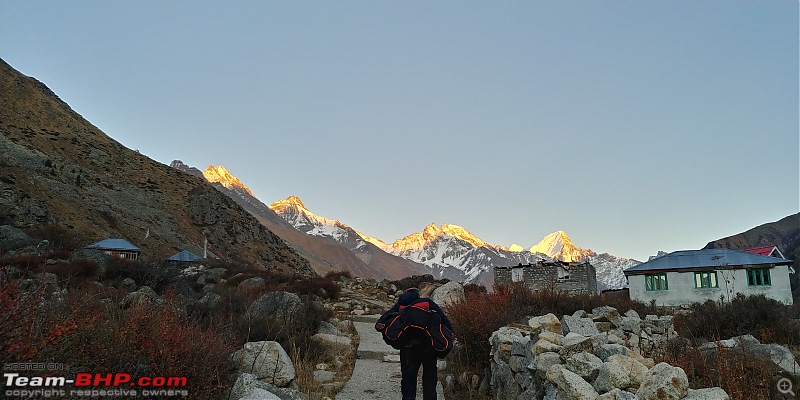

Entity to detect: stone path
[335,315,444,400]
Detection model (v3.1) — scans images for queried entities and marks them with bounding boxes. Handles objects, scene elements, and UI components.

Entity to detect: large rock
[636,362,689,400]
[562,315,601,337]
[684,387,730,400]
[529,313,563,334]
[565,352,603,381]
[592,306,622,326]
[607,355,648,388]
[593,361,631,394]
[246,291,303,322]
[229,373,282,400]
[595,344,629,361]
[545,364,600,400]
[535,352,563,379]
[559,332,594,358]
[430,281,465,308]
[231,341,296,387]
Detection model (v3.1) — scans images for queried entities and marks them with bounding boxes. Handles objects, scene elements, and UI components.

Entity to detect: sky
[1,1,798,262]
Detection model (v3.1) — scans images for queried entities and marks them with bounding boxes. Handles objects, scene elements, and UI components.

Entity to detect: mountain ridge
[0,59,311,275]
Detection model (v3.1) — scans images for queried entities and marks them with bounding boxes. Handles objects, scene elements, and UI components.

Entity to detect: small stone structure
[495,261,597,295]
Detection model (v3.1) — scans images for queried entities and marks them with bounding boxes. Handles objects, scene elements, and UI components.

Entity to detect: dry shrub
[2,254,41,271]
[660,343,782,400]
[26,224,84,252]
[0,273,47,363]
[4,281,236,399]
[675,294,800,346]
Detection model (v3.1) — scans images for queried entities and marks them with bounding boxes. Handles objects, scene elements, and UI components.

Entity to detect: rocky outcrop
[487,307,727,400]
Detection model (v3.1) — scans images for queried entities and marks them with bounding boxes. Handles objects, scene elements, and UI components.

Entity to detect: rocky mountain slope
[0,58,311,274]
[704,212,799,296]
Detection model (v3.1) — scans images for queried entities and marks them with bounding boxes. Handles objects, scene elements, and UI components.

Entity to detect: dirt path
[336,315,444,400]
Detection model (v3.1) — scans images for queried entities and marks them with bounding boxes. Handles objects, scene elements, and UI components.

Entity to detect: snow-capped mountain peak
[203,165,254,196]
[270,195,309,213]
[441,224,488,248]
[529,231,595,262]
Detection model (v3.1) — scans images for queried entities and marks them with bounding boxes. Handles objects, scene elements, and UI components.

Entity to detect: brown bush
[17,286,236,399]
[660,344,781,400]
[675,294,800,345]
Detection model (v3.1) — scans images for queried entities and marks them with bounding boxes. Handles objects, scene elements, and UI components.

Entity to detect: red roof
[744,245,779,257]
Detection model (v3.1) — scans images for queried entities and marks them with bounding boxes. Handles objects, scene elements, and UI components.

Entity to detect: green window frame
[746,268,771,287]
[694,271,718,288]
[645,273,668,291]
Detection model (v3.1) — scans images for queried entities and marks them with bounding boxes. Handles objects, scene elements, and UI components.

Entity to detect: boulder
[229,373,281,400]
[534,352,563,379]
[539,331,565,345]
[246,291,303,322]
[559,333,594,358]
[545,364,599,400]
[431,281,465,308]
[238,277,266,292]
[684,387,730,400]
[529,313,563,334]
[607,355,648,388]
[636,362,689,400]
[592,306,622,326]
[593,361,631,394]
[310,333,351,352]
[231,341,296,387]
[565,352,603,381]
[562,315,601,337]
[533,339,563,355]
[595,344,629,361]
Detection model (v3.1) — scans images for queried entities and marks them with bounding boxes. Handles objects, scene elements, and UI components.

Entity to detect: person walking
[374,287,453,400]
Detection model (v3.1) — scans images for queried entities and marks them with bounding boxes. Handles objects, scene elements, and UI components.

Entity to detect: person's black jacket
[376,291,453,333]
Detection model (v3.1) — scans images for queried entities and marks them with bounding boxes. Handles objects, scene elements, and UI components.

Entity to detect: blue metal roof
[624,248,791,275]
[168,250,202,263]
[86,238,140,252]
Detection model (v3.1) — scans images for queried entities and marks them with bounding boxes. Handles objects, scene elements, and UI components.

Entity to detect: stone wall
[486,307,729,400]
[495,261,597,295]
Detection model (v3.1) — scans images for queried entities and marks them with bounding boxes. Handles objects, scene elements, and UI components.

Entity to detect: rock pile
[488,306,730,400]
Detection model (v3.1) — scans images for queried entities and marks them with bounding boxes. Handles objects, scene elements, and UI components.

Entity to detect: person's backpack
[380,299,453,358]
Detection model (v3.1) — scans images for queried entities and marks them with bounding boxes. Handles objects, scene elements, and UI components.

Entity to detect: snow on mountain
[203,165,254,196]
[383,223,549,283]
[269,196,365,246]
[528,231,639,289]
[529,231,596,262]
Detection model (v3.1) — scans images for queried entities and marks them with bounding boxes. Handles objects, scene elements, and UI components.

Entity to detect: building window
[694,271,718,288]
[645,273,668,291]
[747,268,771,287]
[511,268,524,283]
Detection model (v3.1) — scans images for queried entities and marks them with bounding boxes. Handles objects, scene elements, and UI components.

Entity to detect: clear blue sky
[2,1,797,261]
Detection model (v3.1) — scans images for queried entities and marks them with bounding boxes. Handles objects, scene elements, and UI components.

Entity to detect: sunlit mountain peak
[440,224,487,248]
[528,231,596,262]
[203,165,254,196]
[507,244,525,252]
[270,195,307,212]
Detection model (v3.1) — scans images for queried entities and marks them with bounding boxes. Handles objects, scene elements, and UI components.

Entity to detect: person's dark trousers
[400,345,438,400]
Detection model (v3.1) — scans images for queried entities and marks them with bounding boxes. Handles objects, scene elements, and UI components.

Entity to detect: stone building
[494,260,597,295]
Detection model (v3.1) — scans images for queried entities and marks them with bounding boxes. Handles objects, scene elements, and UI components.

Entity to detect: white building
[624,248,793,307]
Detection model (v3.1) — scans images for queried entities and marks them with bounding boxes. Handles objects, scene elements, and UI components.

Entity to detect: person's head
[398,287,420,306]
